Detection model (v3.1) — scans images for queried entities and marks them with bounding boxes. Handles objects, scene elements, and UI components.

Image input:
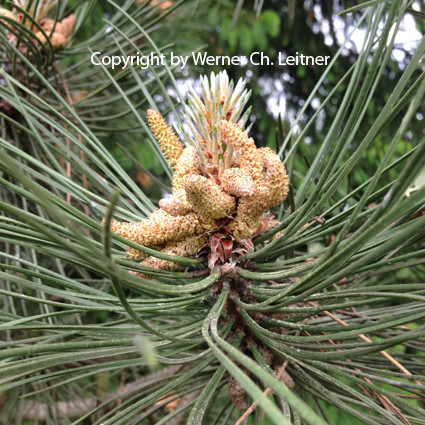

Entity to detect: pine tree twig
[235,316,311,424]
[314,305,422,386]
[234,360,289,425]
[16,365,181,421]
[129,388,201,425]
[322,326,411,425]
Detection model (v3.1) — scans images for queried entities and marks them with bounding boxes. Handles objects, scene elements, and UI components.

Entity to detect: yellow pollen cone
[221,168,255,197]
[147,109,184,169]
[184,174,236,220]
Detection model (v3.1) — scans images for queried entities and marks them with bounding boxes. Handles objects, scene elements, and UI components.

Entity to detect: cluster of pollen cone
[0,1,75,50]
[109,72,289,276]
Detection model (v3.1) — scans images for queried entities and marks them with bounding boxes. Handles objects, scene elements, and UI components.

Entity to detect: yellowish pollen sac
[259,217,283,240]
[259,147,290,208]
[34,15,76,49]
[134,235,208,278]
[109,209,206,247]
[184,174,236,220]
[219,120,263,181]
[56,14,76,39]
[39,18,56,33]
[264,218,281,231]
[137,256,178,276]
[125,247,149,261]
[0,8,15,19]
[228,195,267,239]
[221,168,255,197]
[47,32,68,49]
[147,109,184,169]
[0,8,18,30]
[158,189,192,216]
[172,146,201,190]
[228,147,289,239]
[125,245,162,260]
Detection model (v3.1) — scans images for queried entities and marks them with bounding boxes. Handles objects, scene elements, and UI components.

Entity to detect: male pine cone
[107,72,289,276]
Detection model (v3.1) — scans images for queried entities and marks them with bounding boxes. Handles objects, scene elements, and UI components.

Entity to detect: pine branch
[17,366,181,421]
